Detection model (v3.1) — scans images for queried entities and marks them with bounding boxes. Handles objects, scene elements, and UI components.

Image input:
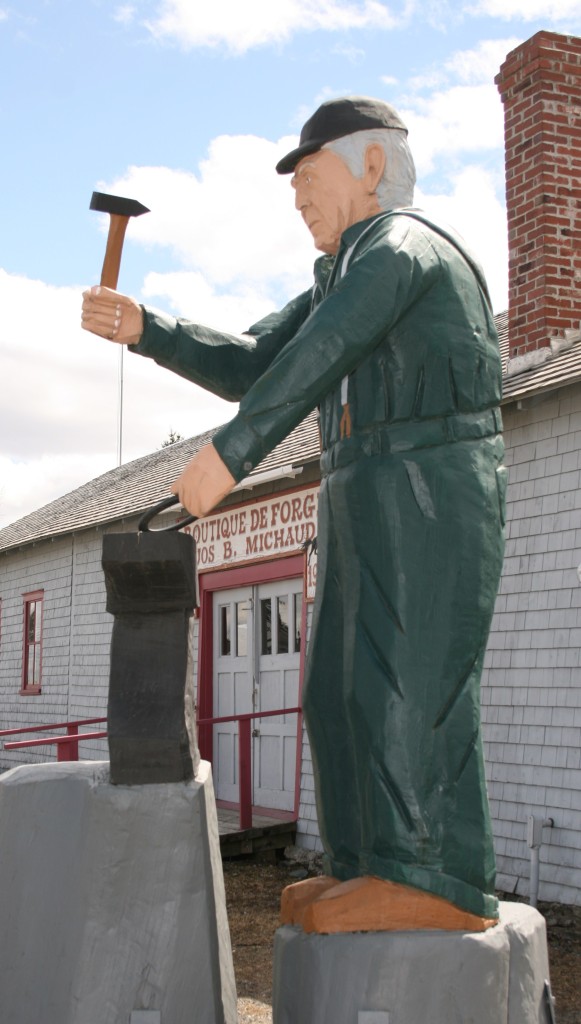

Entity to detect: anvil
[102,527,199,786]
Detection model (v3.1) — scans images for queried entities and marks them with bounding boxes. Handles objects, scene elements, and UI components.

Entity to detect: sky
[1,1,580,529]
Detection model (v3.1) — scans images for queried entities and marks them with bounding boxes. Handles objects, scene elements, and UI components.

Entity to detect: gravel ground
[224,854,581,1024]
[237,997,274,1024]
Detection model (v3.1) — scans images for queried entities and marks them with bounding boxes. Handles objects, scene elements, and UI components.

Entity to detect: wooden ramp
[217,807,296,857]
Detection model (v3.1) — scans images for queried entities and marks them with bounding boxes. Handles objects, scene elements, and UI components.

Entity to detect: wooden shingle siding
[482,381,581,905]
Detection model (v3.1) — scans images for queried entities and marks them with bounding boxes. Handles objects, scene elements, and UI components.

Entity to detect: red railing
[0,717,107,762]
[197,707,302,830]
[0,706,301,831]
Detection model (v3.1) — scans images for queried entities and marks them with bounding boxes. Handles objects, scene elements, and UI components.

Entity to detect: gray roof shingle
[497,310,581,402]
[0,413,321,554]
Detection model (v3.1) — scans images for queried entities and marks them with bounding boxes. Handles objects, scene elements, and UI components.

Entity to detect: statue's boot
[280,876,341,925]
[291,876,498,934]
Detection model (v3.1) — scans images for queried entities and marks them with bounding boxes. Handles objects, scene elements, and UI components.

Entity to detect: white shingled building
[480,30,581,905]
[1,30,580,905]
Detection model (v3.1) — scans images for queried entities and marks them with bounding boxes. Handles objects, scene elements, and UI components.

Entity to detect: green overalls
[132,209,505,918]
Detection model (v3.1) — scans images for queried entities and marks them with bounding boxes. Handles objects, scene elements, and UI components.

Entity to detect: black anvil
[102,530,198,785]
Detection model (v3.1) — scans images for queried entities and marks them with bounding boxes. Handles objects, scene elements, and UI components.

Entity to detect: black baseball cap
[276,96,408,175]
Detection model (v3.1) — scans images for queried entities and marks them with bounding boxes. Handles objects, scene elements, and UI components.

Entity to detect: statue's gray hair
[324,127,416,211]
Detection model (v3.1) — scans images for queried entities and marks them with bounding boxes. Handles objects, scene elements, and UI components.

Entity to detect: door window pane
[35,602,42,642]
[261,598,272,655]
[28,604,37,644]
[277,596,289,654]
[220,604,231,656]
[294,593,303,653]
[236,601,250,657]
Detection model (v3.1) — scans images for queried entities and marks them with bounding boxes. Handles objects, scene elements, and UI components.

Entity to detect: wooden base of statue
[281,875,497,933]
[0,760,238,1024]
[273,895,553,1024]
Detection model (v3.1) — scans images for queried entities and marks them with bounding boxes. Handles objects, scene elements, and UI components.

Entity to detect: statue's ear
[363,143,386,194]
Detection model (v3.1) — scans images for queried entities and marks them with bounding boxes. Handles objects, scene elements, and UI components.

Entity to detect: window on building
[277,596,289,654]
[236,601,250,657]
[219,604,231,656]
[260,592,302,656]
[21,591,43,694]
[294,592,302,653]
[261,598,272,655]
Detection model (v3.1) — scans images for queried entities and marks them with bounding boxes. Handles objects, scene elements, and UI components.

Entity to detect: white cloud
[0,453,114,532]
[0,271,115,526]
[101,133,316,299]
[0,126,334,528]
[466,0,581,20]
[145,0,400,53]
[0,130,327,529]
[142,272,277,334]
[331,42,367,62]
[98,113,509,320]
[395,38,515,175]
[393,41,510,310]
[443,37,521,83]
[113,5,136,24]
[417,165,508,313]
[1,59,513,531]
[0,271,117,456]
[375,39,513,190]
[401,83,504,175]
[0,269,235,529]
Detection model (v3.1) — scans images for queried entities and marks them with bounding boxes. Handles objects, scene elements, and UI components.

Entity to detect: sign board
[181,487,319,589]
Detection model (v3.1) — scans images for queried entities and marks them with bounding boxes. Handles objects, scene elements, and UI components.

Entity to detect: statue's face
[291,148,379,256]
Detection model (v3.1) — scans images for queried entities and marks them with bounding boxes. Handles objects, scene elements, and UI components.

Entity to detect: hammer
[90,191,150,289]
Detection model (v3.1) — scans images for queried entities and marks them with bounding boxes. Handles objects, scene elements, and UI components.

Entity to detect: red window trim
[20,590,44,696]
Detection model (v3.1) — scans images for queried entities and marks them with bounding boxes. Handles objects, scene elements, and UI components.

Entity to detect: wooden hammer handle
[100,214,130,289]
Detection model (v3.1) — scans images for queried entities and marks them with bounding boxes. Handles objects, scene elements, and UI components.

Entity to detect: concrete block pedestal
[273,902,551,1024]
[0,760,237,1024]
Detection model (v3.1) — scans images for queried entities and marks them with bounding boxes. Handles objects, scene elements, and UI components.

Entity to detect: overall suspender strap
[337,228,377,438]
[334,209,493,442]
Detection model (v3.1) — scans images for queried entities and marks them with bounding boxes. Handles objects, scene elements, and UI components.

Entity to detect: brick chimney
[496,31,581,362]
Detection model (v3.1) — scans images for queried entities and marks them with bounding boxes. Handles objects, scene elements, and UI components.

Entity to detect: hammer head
[90,191,150,218]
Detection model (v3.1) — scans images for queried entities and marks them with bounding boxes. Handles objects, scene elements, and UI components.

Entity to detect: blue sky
[1,0,580,527]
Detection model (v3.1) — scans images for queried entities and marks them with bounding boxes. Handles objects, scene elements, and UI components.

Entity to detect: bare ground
[224,854,581,1024]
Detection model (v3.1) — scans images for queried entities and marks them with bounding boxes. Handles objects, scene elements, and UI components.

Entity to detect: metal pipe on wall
[527,815,555,908]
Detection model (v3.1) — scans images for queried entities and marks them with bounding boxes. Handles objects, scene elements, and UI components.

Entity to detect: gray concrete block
[273,902,550,1024]
[0,760,237,1024]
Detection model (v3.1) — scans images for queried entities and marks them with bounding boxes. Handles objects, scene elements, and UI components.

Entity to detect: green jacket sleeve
[130,287,314,402]
[212,224,431,480]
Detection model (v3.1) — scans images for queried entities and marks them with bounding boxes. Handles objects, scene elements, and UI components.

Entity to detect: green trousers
[303,427,506,918]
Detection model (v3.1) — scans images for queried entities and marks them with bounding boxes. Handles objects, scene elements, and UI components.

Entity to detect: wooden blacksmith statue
[82,96,553,1023]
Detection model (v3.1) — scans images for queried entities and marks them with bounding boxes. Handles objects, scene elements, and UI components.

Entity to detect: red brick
[497,31,581,352]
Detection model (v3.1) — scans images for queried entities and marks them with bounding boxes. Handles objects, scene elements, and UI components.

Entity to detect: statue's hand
[171,443,236,519]
[81,285,143,345]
